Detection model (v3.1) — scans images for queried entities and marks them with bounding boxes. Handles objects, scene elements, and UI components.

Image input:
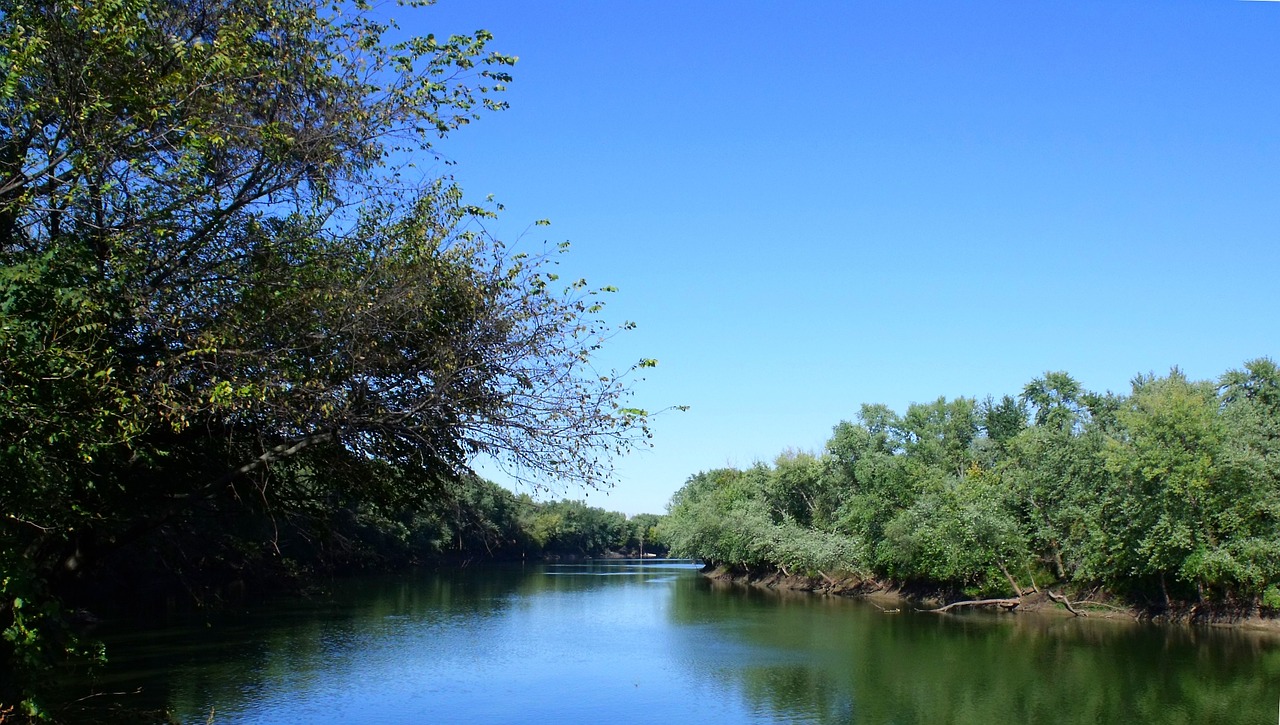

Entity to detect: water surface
[71,560,1280,723]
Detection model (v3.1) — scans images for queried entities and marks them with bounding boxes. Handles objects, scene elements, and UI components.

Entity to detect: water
[64,560,1280,723]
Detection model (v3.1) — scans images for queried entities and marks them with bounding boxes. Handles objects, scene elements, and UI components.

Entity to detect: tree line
[662,362,1280,610]
[76,469,666,608]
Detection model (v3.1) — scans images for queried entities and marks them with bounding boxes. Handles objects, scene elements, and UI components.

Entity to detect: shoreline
[702,565,1280,633]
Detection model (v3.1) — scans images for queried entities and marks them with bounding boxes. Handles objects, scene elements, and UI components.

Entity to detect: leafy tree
[879,470,1027,595]
[624,513,667,556]
[897,396,978,477]
[0,0,651,711]
[1000,424,1108,581]
[827,412,919,566]
[763,450,835,529]
[1022,371,1086,433]
[664,468,772,567]
[1102,371,1224,601]
[981,395,1028,450]
[664,361,1280,612]
[1220,358,1280,411]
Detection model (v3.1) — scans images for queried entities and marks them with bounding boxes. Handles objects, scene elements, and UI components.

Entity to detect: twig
[72,687,144,702]
[4,514,53,532]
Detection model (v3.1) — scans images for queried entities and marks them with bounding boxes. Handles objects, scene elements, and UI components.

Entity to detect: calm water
[66,560,1280,723]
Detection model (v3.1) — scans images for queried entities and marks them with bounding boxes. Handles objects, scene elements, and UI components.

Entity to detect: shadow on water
[61,565,543,719]
[60,560,703,722]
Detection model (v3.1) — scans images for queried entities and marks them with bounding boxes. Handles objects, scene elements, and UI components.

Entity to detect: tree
[1000,423,1107,581]
[625,513,667,556]
[826,412,914,567]
[981,395,1028,450]
[879,471,1028,595]
[1022,371,1086,433]
[897,396,978,477]
[1104,370,1228,602]
[0,0,650,711]
[763,449,830,529]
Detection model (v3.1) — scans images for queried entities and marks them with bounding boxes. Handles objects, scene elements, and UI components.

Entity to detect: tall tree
[981,394,1028,450]
[0,1,650,711]
[1022,371,1085,433]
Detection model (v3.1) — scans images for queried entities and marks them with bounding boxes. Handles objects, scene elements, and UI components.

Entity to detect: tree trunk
[1023,562,1041,593]
[996,560,1023,597]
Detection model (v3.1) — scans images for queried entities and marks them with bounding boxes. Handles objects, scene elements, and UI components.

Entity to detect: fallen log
[1076,600,1137,618]
[921,598,1021,614]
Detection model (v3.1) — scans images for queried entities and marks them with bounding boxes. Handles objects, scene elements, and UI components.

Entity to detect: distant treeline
[79,472,668,608]
[661,360,1280,608]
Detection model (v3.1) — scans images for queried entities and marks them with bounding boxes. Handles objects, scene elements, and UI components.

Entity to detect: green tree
[624,513,667,556]
[1022,371,1086,433]
[827,408,922,567]
[1103,370,1227,602]
[763,450,835,529]
[0,0,650,711]
[897,396,978,477]
[1215,359,1280,602]
[663,361,1279,612]
[879,469,1028,595]
[981,395,1028,451]
[663,468,770,567]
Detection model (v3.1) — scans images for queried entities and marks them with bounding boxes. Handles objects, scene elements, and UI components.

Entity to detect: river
[64,560,1280,723]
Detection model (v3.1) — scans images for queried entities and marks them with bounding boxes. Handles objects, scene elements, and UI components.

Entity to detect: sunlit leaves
[665,360,1280,606]
[0,0,652,707]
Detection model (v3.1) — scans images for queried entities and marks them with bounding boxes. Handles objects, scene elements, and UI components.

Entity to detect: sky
[398,1,1280,515]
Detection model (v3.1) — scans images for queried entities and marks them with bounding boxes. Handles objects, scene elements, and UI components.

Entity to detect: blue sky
[405,1,1280,515]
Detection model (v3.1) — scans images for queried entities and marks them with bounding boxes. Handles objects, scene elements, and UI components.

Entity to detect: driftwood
[1076,600,1132,613]
[1074,599,1140,620]
[921,591,1124,619]
[921,598,1021,614]
[1046,590,1085,617]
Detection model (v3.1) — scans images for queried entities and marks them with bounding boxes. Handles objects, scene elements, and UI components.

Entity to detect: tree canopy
[663,360,1280,611]
[0,0,654,714]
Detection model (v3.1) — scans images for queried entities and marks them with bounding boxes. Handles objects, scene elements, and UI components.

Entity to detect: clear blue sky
[406,1,1280,515]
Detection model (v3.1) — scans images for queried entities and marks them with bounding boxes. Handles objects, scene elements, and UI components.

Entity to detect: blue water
[66,560,1280,723]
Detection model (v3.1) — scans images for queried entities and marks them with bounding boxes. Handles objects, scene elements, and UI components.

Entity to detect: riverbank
[702,565,1280,632]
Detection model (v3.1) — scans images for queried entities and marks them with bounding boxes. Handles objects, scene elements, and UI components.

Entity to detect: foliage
[662,467,860,575]
[664,360,1280,609]
[0,0,658,712]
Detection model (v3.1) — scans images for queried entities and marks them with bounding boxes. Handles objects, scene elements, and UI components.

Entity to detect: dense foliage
[663,362,1280,608]
[0,0,659,715]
